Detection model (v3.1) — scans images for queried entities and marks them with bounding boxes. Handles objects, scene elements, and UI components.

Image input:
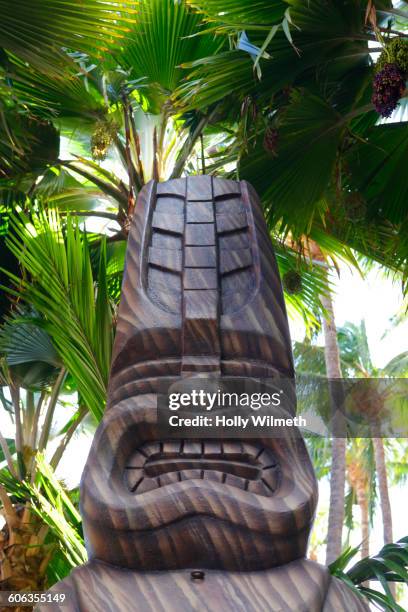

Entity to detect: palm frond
[0,307,63,389]
[27,454,87,570]
[331,537,408,612]
[175,0,372,110]
[347,123,408,226]
[186,0,286,27]
[0,1,137,76]
[0,309,61,369]
[240,92,349,232]
[117,0,223,110]
[0,108,60,179]
[1,209,113,421]
[273,241,331,332]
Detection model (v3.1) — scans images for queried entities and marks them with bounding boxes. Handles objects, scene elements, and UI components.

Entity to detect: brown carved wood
[42,560,369,612]
[37,177,369,611]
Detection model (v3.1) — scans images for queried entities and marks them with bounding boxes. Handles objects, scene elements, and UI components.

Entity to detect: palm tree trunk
[372,436,396,599]
[0,486,51,598]
[321,288,347,565]
[355,481,370,559]
[372,437,393,544]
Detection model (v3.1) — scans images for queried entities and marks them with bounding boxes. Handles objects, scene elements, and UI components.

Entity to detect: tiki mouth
[125,440,281,497]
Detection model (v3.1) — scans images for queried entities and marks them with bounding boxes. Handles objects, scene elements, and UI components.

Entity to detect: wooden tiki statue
[39,177,369,611]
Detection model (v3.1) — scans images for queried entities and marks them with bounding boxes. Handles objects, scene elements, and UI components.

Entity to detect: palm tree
[0,324,83,591]
[338,321,408,549]
[321,288,348,565]
[0,0,406,597]
[295,320,408,562]
[346,441,372,559]
[0,338,62,591]
[175,0,408,277]
[0,211,111,590]
[290,239,348,564]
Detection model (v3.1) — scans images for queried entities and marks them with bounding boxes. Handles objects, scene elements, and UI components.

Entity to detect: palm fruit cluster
[282,270,303,295]
[91,120,117,160]
[372,38,407,118]
[376,37,408,75]
[263,125,279,155]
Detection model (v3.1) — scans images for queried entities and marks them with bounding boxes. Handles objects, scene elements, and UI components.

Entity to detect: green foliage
[331,537,408,611]
[240,92,345,231]
[0,308,62,389]
[274,243,331,331]
[0,1,137,76]
[0,454,87,584]
[1,209,113,421]
[186,0,287,27]
[376,37,408,75]
[117,0,223,111]
[0,111,60,179]
[28,454,87,571]
[175,0,408,283]
[346,123,408,226]
[176,0,373,109]
[0,439,16,466]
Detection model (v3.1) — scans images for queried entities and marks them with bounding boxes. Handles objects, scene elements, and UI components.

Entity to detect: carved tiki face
[80,176,318,571]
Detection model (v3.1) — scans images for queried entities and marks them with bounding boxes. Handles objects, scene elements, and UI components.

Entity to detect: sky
[289,262,408,367]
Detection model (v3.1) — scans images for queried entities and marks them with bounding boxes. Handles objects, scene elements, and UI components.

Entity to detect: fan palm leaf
[0,1,137,76]
[186,0,287,28]
[116,0,223,111]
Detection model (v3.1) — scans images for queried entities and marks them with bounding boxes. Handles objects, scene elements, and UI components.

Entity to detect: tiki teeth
[135,478,155,494]
[225,474,244,489]
[203,470,223,483]
[126,440,281,496]
[248,480,273,497]
[125,468,143,490]
[180,469,202,481]
[162,441,181,455]
[204,441,222,455]
[182,442,202,455]
[128,469,276,496]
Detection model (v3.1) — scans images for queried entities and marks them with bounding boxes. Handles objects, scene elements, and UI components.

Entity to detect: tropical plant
[330,537,408,612]
[0,453,86,590]
[174,0,408,283]
[0,0,407,599]
[1,209,113,422]
[296,319,408,573]
[0,1,137,76]
[338,320,408,552]
[320,287,347,565]
[0,305,89,591]
[0,207,110,592]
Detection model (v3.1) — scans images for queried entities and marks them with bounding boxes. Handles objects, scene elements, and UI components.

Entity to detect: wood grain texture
[40,177,369,610]
[37,560,369,612]
[78,177,317,572]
